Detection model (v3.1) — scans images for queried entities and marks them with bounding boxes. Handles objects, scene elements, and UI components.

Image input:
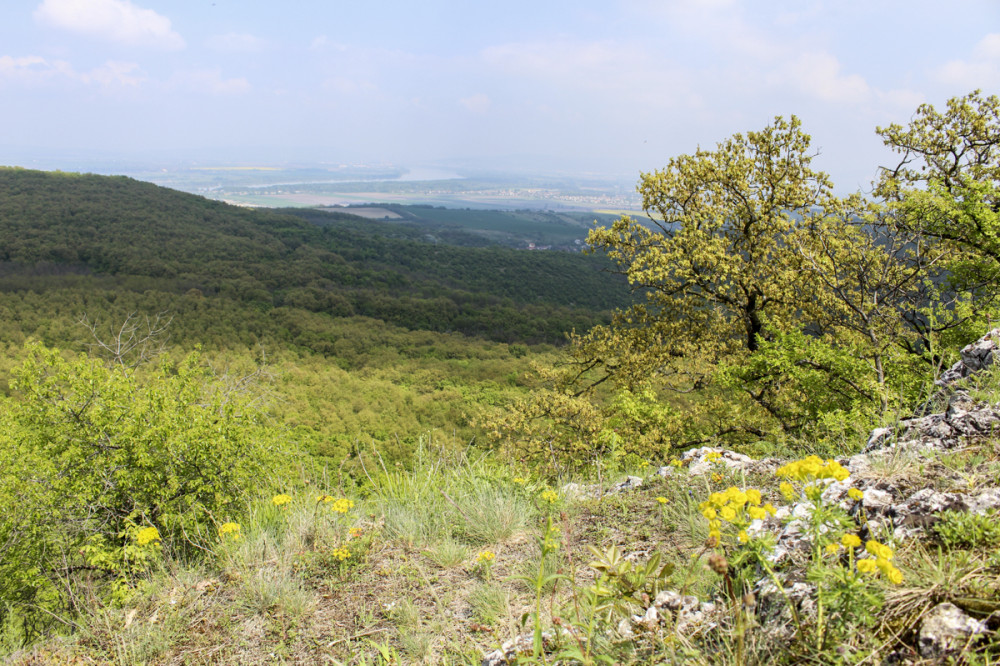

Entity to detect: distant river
[245,167,464,189]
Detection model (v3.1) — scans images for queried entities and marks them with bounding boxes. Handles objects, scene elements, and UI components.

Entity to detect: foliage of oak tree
[487,97,1000,470]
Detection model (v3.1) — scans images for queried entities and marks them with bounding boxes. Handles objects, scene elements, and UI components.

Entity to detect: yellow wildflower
[745,489,762,505]
[332,547,350,561]
[780,482,795,501]
[349,527,363,538]
[720,506,737,522]
[841,534,862,549]
[272,494,292,507]
[847,488,864,502]
[316,494,334,503]
[702,507,717,520]
[476,550,496,563]
[219,522,241,539]
[513,477,526,485]
[886,567,904,585]
[763,503,777,516]
[865,540,893,561]
[331,498,355,514]
[747,506,767,521]
[540,490,559,504]
[777,455,849,483]
[737,530,749,544]
[656,496,668,505]
[726,488,749,507]
[826,543,840,555]
[856,559,877,574]
[136,527,161,546]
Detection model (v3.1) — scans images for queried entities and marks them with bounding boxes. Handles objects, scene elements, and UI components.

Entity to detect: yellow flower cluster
[317,494,334,503]
[668,459,684,468]
[704,451,723,463]
[272,494,292,507]
[332,547,350,561]
[331,498,355,514]
[136,527,161,546]
[856,540,903,584]
[513,477,527,485]
[218,522,242,539]
[699,487,777,541]
[540,490,560,504]
[476,550,496,563]
[848,488,865,501]
[841,533,862,549]
[656,496,669,505]
[349,527,363,538]
[776,456,850,483]
[543,523,562,551]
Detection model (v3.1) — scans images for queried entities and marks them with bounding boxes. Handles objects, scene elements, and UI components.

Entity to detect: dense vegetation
[1,91,999,663]
[337,205,622,249]
[0,168,629,345]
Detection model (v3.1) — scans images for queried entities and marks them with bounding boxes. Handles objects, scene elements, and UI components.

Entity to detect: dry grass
[6,438,1000,664]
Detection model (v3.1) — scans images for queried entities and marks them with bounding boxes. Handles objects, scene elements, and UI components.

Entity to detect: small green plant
[469,582,510,626]
[698,456,906,660]
[425,539,470,569]
[584,545,674,620]
[473,550,496,579]
[512,515,569,660]
[934,509,1000,550]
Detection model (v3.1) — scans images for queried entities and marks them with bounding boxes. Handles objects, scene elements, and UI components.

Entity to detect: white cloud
[206,33,267,54]
[480,39,699,114]
[310,35,348,52]
[0,54,143,88]
[459,93,491,114]
[768,52,870,103]
[933,33,1000,89]
[974,33,1000,59]
[0,55,69,84]
[34,0,184,50]
[87,60,143,87]
[169,69,250,95]
[322,76,377,96]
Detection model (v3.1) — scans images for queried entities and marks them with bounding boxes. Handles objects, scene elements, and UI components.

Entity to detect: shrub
[0,343,289,643]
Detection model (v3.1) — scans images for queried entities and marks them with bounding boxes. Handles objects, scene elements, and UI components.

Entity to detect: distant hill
[0,168,630,346]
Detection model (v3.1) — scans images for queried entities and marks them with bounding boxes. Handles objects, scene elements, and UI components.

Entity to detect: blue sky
[1,0,998,189]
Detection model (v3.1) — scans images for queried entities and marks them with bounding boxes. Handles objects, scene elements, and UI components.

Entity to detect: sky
[1,0,998,190]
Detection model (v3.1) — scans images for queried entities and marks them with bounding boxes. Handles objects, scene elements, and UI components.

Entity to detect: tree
[487,117,876,462]
[876,90,1000,276]
[575,116,875,438]
[487,100,1000,469]
[590,116,833,359]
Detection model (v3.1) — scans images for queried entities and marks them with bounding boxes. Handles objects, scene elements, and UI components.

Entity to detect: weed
[934,509,1000,550]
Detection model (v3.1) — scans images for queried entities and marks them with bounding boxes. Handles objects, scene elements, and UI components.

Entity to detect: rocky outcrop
[935,329,999,386]
[484,331,1000,665]
[918,602,989,660]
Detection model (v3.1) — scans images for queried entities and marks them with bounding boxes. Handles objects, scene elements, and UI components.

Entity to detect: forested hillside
[0,168,629,346]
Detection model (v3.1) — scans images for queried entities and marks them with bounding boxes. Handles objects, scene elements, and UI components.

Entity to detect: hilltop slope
[0,167,630,345]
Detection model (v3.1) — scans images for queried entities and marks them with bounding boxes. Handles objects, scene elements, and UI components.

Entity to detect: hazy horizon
[2,0,999,193]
